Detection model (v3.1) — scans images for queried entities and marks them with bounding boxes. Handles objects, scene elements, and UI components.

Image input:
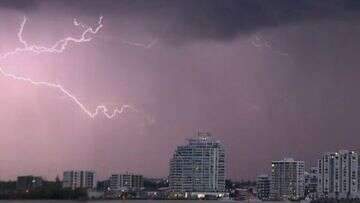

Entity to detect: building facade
[257,174,270,200]
[109,173,143,191]
[62,170,96,189]
[317,150,359,199]
[304,167,318,199]
[169,132,226,194]
[270,158,305,200]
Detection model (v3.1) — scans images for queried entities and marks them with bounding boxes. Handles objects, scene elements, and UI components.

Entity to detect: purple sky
[1,0,360,181]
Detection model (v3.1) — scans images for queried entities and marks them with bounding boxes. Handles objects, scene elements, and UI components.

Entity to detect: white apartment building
[317,150,359,199]
[270,158,305,200]
[109,173,143,191]
[62,170,96,189]
[169,132,226,194]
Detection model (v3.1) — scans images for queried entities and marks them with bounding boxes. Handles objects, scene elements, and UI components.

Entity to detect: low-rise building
[257,174,270,200]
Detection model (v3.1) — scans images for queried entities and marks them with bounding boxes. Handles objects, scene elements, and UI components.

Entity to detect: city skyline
[1,0,360,181]
[2,132,359,184]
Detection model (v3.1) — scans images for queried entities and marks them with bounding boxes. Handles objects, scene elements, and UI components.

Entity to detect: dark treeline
[0,181,87,200]
[0,181,16,193]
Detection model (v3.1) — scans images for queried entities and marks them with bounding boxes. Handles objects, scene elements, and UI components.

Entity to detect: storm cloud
[1,0,360,180]
[5,0,360,43]
[0,0,37,11]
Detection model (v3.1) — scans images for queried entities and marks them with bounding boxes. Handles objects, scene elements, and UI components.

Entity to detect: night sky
[1,0,360,180]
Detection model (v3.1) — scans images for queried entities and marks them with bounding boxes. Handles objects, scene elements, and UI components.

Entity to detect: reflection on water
[0,200,295,203]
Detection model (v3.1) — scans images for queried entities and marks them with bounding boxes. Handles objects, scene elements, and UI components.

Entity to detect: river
[0,200,299,203]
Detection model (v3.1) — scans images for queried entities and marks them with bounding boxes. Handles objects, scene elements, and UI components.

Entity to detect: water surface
[0,200,293,203]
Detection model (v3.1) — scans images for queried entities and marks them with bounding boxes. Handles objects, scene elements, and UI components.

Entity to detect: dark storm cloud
[2,0,360,180]
[32,0,360,43]
[0,0,37,10]
[4,0,360,42]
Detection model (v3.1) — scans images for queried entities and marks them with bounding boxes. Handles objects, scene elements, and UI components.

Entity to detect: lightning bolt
[1,16,104,59]
[0,67,134,118]
[250,33,290,56]
[120,38,159,49]
[0,16,135,119]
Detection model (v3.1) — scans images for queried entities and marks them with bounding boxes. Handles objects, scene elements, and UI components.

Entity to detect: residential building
[234,188,248,200]
[317,150,359,199]
[62,170,96,189]
[304,167,318,199]
[257,174,270,200]
[270,158,305,200]
[109,173,143,191]
[169,132,226,194]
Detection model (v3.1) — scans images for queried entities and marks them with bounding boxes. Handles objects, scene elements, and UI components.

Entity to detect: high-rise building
[317,150,359,199]
[257,174,270,200]
[109,173,143,191]
[16,176,43,191]
[270,158,305,200]
[169,132,226,194]
[62,170,96,189]
[304,167,318,199]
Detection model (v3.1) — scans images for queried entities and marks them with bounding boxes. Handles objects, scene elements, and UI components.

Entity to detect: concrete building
[270,158,305,200]
[169,132,226,195]
[317,150,359,199]
[62,170,96,189]
[257,174,270,200]
[109,173,143,191]
[234,188,248,201]
[304,167,318,199]
[16,176,43,191]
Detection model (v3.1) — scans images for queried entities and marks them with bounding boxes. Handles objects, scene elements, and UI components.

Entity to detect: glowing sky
[1,0,360,181]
